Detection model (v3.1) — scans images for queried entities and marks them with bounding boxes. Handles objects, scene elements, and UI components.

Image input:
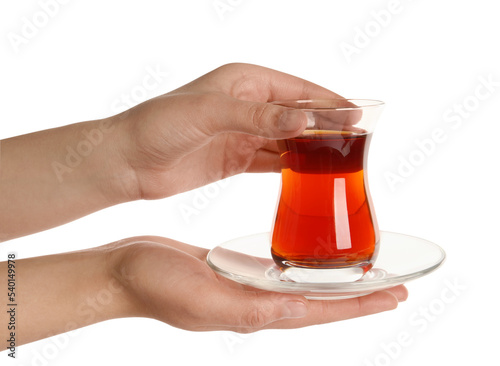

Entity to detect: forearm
[0,243,138,346]
[0,117,137,241]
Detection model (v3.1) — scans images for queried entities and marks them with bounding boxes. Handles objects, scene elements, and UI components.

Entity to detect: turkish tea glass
[271,99,385,281]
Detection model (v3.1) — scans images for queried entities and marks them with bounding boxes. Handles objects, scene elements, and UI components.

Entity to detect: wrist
[104,240,150,319]
[87,116,142,204]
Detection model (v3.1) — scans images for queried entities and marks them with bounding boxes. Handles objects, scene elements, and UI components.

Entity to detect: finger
[245,149,281,173]
[317,290,400,322]
[201,94,310,139]
[189,63,347,139]
[272,99,364,132]
[261,139,279,153]
[384,285,409,302]
[263,290,401,330]
[201,63,343,102]
[199,289,309,332]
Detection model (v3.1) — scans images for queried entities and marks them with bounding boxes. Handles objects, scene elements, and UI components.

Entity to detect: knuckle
[219,62,244,72]
[242,307,271,329]
[194,91,221,108]
[247,103,278,136]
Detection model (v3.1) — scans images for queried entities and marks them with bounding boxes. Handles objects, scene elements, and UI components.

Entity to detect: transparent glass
[270,99,385,280]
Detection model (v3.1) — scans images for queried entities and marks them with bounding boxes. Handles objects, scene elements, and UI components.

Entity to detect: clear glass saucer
[206,231,445,300]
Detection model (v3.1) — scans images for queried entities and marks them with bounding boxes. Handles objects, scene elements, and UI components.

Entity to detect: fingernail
[279,110,306,132]
[282,300,308,319]
[384,285,409,302]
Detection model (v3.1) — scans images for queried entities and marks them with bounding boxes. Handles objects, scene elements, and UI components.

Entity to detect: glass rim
[270,99,385,111]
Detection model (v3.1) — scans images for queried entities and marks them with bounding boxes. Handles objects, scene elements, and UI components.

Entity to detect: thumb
[204,94,308,139]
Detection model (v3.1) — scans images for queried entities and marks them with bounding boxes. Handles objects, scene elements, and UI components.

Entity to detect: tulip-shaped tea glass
[271,99,385,282]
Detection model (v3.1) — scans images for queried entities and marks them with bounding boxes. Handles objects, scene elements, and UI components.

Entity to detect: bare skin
[0,63,407,346]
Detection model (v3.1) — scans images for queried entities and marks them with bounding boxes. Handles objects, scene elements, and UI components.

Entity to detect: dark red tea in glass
[270,99,384,278]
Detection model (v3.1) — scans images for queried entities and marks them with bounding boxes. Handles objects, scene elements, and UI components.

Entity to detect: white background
[1,0,499,365]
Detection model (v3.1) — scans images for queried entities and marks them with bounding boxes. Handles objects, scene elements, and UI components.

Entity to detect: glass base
[269,265,368,283]
[271,250,375,283]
